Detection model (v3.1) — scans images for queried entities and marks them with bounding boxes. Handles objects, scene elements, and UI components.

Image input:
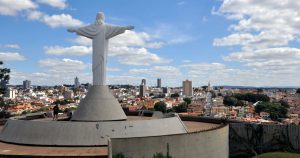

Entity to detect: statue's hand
[67,28,76,33]
[126,26,134,30]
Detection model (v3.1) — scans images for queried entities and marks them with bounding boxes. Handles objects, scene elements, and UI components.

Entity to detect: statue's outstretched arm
[67,25,97,39]
[106,25,134,39]
[67,28,77,33]
[126,26,134,30]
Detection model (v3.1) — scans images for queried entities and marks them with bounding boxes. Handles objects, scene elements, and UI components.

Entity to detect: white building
[5,88,17,99]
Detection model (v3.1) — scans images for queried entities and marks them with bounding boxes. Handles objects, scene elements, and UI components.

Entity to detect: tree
[0,61,10,94]
[153,93,166,98]
[234,93,270,103]
[183,97,192,105]
[296,88,300,94]
[236,100,245,106]
[223,96,238,106]
[257,88,263,94]
[201,86,208,91]
[279,100,290,108]
[0,110,11,119]
[154,101,167,113]
[170,93,179,98]
[255,102,288,121]
[173,102,188,113]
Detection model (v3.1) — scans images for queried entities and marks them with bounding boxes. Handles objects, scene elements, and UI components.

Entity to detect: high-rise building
[139,84,146,97]
[5,88,16,99]
[23,80,31,89]
[182,80,193,96]
[141,79,146,85]
[157,78,161,88]
[74,77,80,88]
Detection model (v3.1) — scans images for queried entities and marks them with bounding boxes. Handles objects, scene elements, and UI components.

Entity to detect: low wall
[180,115,242,124]
[111,124,228,158]
[230,123,300,158]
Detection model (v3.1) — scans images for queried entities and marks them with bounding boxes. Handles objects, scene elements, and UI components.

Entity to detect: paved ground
[0,117,221,157]
[0,142,108,157]
[183,121,221,132]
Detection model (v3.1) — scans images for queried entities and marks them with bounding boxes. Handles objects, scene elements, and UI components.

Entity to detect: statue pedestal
[71,85,127,121]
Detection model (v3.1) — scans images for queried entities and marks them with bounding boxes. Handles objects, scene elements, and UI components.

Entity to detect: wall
[230,123,300,158]
[111,124,228,158]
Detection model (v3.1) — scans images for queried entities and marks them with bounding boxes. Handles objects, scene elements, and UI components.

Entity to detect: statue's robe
[75,23,128,85]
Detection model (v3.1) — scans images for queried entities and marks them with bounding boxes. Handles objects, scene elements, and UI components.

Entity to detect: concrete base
[0,116,187,146]
[71,85,127,121]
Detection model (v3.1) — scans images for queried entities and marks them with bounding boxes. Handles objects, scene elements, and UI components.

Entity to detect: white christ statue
[68,12,134,85]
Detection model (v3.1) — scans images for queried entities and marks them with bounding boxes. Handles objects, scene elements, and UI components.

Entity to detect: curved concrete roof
[0,116,187,146]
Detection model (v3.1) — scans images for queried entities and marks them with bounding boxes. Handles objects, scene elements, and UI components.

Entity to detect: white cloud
[27,10,44,20]
[212,0,300,86]
[109,46,170,65]
[109,30,169,65]
[8,58,93,85]
[177,1,186,6]
[10,59,123,86]
[128,66,182,86]
[0,52,26,61]
[224,47,300,62]
[70,36,92,46]
[183,60,191,63]
[129,66,181,78]
[223,47,300,74]
[42,14,83,28]
[145,23,193,45]
[180,62,279,87]
[107,75,142,86]
[107,67,120,72]
[0,0,37,16]
[0,44,20,49]
[111,30,164,48]
[214,32,294,49]
[215,0,300,49]
[37,0,67,9]
[39,58,89,71]
[44,45,92,56]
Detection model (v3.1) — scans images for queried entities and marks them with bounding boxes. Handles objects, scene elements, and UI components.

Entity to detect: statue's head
[96,12,105,24]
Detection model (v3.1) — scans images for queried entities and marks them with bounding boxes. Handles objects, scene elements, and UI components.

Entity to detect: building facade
[74,77,80,88]
[139,84,146,97]
[5,88,17,99]
[157,78,161,88]
[183,80,193,97]
[23,80,31,89]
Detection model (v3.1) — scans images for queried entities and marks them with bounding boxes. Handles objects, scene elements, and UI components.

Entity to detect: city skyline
[1,0,300,87]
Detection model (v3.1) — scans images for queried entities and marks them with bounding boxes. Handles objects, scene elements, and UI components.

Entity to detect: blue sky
[1,0,300,87]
